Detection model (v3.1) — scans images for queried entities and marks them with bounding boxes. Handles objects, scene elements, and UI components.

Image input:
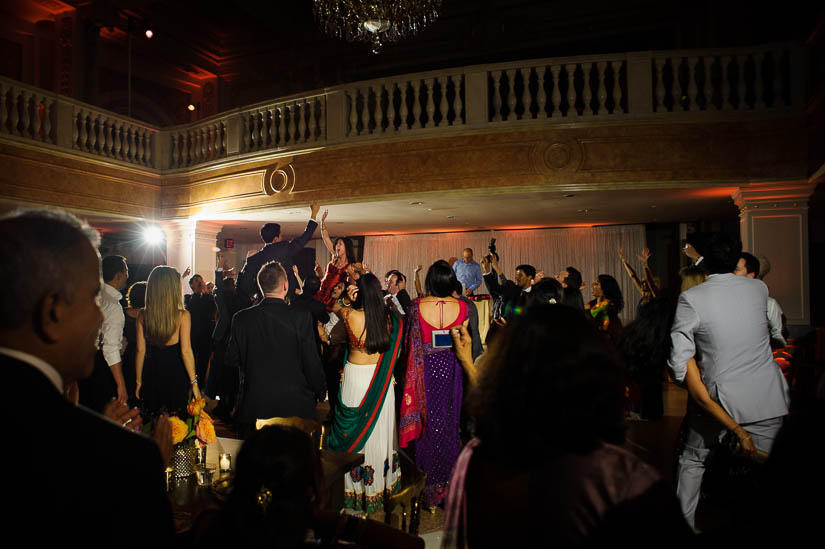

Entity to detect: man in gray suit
[668,233,789,530]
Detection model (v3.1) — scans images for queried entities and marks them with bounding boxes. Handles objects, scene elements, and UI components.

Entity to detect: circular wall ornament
[545,143,571,170]
[262,163,296,195]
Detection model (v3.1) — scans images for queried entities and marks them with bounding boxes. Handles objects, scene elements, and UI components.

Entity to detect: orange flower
[169,416,188,445]
[200,410,212,422]
[196,416,217,445]
[187,397,206,417]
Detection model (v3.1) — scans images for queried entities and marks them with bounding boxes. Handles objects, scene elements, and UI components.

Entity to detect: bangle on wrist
[191,376,198,386]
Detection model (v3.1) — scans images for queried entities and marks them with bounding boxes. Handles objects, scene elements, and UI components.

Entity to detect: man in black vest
[237,201,320,305]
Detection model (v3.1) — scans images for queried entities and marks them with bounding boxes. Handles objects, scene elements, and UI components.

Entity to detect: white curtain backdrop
[364,225,647,324]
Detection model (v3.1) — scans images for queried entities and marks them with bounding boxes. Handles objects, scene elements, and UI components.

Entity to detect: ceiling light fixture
[144,29,153,39]
[142,226,164,245]
[313,0,443,54]
[187,104,196,111]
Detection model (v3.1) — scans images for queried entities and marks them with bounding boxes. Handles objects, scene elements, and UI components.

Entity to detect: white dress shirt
[767,296,787,347]
[99,283,125,367]
[0,346,63,392]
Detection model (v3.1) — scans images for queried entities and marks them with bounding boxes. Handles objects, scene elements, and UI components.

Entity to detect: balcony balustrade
[0,42,804,173]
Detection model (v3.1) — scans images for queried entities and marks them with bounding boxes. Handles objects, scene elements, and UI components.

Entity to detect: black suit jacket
[237,220,318,302]
[212,269,247,344]
[226,298,326,423]
[3,354,174,545]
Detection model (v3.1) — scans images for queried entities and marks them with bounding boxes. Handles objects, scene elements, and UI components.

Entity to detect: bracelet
[191,376,199,385]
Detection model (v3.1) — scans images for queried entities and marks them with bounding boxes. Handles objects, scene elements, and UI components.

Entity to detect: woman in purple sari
[400,260,469,507]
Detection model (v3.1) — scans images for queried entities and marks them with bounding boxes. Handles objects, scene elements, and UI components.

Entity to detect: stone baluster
[285,103,295,144]
[422,79,433,128]
[273,105,283,146]
[696,57,708,111]
[672,57,686,111]
[20,91,31,138]
[582,63,593,116]
[763,51,776,108]
[348,89,358,136]
[239,113,248,152]
[686,56,698,111]
[264,107,273,146]
[448,76,458,125]
[736,54,748,109]
[550,65,562,118]
[317,98,326,140]
[565,65,577,116]
[505,69,517,120]
[197,127,204,162]
[125,127,134,162]
[91,113,101,152]
[42,97,52,142]
[144,132,153,166]
[385,83,396,132]
[135,128,144,164]
[212,123,220,157]
[220,121,227,153]
[654,58,667,112]
[209,124,216,158]
[250,111,260,150]
[398,83,409,131]
[411,80,422,129]
[491,71,503,122]
[533,67,545,119]
[605,62,617,114]
[300,100,309,142]
[78,110,88,151]
[754,51,766,109]
[596,62,607,115]
[101,117,110,156]
[438,76,448,126]
[179,130,186,166]
[170,133,179,168]
[719,56,731,110]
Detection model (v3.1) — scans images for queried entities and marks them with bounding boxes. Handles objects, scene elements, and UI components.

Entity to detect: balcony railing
[0,42,804,173]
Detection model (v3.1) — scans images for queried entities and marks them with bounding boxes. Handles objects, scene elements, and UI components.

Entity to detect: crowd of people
[3,204,818,547]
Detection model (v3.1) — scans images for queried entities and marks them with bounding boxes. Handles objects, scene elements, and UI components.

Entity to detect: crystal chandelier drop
[313,0,443,54]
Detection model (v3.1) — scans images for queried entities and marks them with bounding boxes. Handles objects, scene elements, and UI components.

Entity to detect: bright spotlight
[143,226,164,245]
[145,29,153,39]
[187,104,196,111]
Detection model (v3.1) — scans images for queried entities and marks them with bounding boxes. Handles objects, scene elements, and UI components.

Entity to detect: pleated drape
[364,225,647,324]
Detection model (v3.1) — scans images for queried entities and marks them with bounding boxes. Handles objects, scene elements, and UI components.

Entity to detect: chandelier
[313,0,443,54]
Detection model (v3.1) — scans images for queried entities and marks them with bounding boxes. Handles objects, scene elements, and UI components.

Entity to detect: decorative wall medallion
[545,143,571,170]
[263,163,296,195]
[530,140,581,176]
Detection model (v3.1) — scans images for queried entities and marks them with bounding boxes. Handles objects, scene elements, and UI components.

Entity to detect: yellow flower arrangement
[169,416,188,445]
[187,397,206,417]
[196,415,217,444]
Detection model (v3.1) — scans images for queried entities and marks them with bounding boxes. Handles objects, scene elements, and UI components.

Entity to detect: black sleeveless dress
[141,342,190,415]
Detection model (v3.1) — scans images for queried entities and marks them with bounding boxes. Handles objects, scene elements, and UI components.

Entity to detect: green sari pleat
[327,313,403,453]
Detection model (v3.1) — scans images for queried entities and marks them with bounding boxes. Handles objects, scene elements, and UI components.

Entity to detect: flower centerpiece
[167,397,217,477]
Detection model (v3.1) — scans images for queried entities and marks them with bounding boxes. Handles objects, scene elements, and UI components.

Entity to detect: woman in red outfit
[315,210,356,311]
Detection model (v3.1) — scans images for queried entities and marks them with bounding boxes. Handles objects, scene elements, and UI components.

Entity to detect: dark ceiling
[3,0,822,125]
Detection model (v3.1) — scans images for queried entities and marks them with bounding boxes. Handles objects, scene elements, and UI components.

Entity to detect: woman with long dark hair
[442,305,692,547]
[400,260,470,508]
[588,274,624,337]
[327,272,404,514]
[315,210,356,310]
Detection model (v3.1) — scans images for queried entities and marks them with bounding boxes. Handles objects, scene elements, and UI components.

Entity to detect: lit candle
[219,453,231,472]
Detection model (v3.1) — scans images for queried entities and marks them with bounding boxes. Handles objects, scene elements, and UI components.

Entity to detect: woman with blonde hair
[136,266,201,415]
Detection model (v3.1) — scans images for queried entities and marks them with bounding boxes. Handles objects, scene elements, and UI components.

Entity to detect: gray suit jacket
[668,273,789,424]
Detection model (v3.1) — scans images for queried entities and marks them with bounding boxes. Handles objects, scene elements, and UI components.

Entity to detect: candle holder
[219,452,232,473]
[164,467,175,492]
[195,440,207,465]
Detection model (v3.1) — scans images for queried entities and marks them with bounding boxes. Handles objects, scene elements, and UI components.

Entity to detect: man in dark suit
[237,201,320,304]
[0,208,174,545]
[227,260,326,438]
[185,273,216,383]
[384,269,412,314]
